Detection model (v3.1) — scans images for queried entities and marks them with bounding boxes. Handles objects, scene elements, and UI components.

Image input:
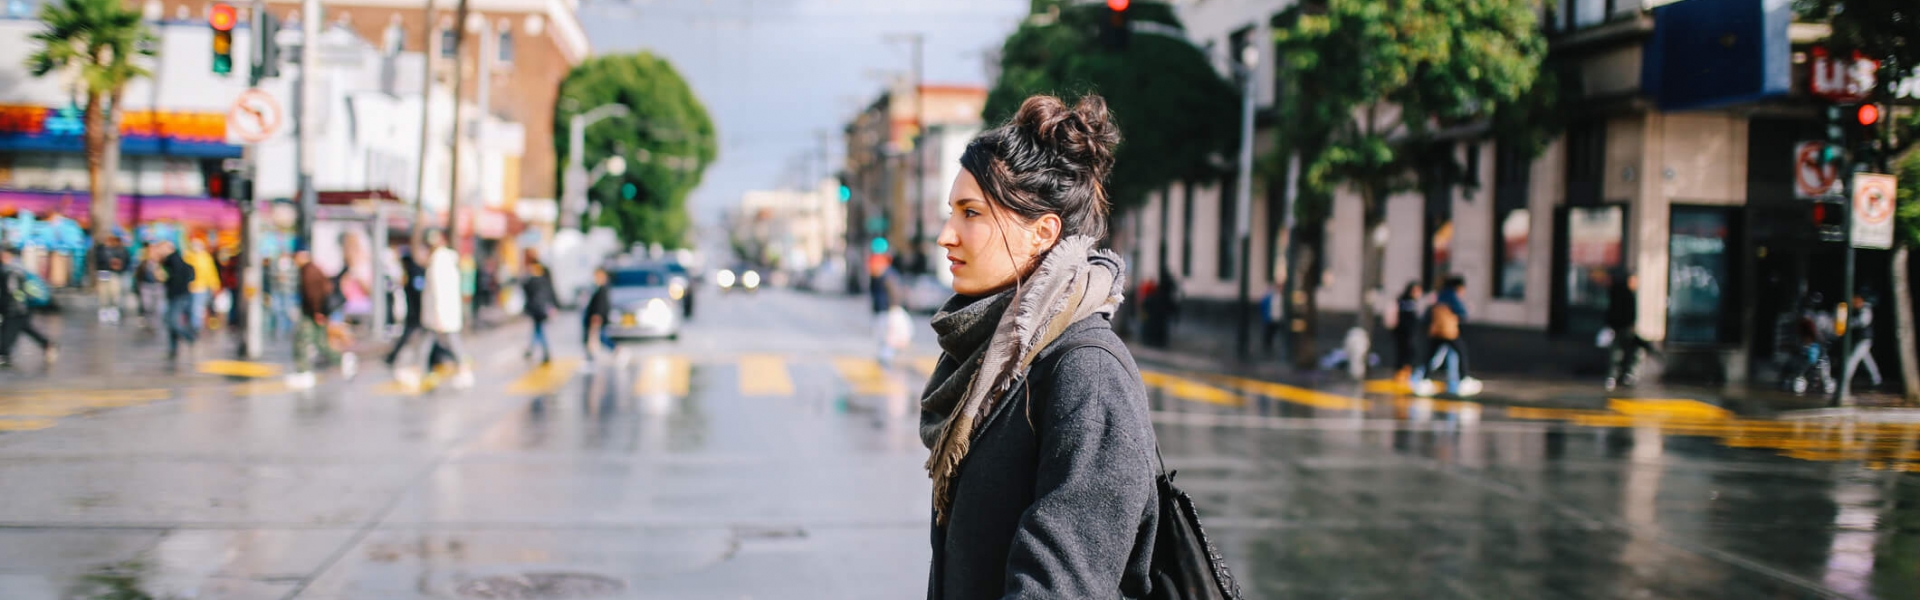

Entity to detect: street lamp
[561,103,631,228]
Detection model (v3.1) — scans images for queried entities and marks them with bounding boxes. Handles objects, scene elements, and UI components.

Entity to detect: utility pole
[886,32,924,271]
[411,0,435,241]
[296,0,320,247]
[443,0,470,242]
[560,103,630,229]
[1232,44,1258,360]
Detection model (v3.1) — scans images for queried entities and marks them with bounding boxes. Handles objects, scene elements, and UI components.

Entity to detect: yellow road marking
[634,355,691,397]
[1607,398,1732,420]
[1140,371,1244,407]
[832,357,902,396]
[1364,379,1412,395]
[507,358,583,395]
[738,354,794,396]
[0,419,55,432]
[1204,373,1366,410]
[230,381,291,397]
[910,356,940,377]
[197,360,283,378]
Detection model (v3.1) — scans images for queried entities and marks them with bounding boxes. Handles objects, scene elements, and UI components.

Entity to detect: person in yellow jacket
[184,237,222,332]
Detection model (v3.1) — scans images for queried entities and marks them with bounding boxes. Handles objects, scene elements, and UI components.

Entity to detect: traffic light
[1812,194,1848,242]
[209,3,236,76]
[620,182,638,201]
[838,184,851,203]
[250,8,280,82]
[1851,103,1884,168]
[1101,0,1131,51]
[1823,105,1847,170]
[871,237,890,255]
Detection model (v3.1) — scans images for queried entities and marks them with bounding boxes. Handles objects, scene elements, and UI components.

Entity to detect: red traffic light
[209,3,236,31]
[1858,104,1880,126]
[1108,0,1130,11]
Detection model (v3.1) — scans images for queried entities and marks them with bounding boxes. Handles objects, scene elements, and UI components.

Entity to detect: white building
[735,179,846,272]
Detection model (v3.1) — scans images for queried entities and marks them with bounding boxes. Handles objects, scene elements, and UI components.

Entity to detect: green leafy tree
[1272,0,1551,354]
[983,1,1241,214]
[25,0,155,243]
[554,52,717,247]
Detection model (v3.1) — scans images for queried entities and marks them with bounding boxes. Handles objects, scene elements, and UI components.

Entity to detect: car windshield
[609,269,667,287]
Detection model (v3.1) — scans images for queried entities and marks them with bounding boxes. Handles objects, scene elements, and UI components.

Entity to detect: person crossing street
[0,247,55,367]
[391,230,472,390]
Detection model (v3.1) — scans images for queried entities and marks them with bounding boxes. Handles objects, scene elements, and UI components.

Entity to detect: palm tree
[26,0,155,243]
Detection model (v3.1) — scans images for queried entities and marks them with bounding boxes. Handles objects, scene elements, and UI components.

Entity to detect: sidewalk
[1122,301,1910,417]
[0,292,524,389]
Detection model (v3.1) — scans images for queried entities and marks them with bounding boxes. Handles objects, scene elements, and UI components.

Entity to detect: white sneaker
[450,369,475,390]
[339,352,358,378]
[1412,379,1438,397]
[285,372,316,390]
[394,368,423,391]
[1458,377,1484,397]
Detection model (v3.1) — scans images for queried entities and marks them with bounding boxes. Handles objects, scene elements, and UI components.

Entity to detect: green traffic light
[871,237,889,255]
[621,182,637,200]
[838,185,851,203]
[212,55,231,75]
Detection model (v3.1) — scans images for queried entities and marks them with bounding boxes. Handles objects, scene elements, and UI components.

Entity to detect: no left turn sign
[227,88,283,144]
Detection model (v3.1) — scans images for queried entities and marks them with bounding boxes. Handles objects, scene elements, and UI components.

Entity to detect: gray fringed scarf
[920,235,1126,524]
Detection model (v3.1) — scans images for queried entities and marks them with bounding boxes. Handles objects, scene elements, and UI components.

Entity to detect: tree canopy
[983,1,1241,211]
[26,0,155,242]
[554,52,718,248]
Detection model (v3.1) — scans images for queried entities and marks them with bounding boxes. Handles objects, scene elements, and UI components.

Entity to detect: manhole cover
[455,572,627,599]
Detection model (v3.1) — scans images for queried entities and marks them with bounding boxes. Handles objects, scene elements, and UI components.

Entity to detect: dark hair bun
[1013,95,1120,183]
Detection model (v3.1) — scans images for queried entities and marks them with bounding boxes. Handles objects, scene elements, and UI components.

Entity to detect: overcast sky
[578,0,1029,228]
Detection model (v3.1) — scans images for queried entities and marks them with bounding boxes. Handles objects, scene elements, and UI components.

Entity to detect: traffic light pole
[1836,195,1854,407]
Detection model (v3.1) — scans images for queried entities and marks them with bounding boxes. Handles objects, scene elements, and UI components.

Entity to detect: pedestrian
[1842,290,1883,392]
[135,242,167,331]
[1390,281,1424,384]
[1413,275,1475,396]
[162,241,198,360]
[287,247,355,389]
[0,247,56,367]
[521,255,558,365]
[1604,272,1659,390]
[1142,270,1179,348]
[184,237,221,333]
[392,230,472,390]
[920,94,1157,599]
[92,234,130,324]
[473,255,499,330]
[1261,281,1284,353]
[869,254,907,364]
[271,254,300,339]
[581,267,614,362]
[384,245,425,366]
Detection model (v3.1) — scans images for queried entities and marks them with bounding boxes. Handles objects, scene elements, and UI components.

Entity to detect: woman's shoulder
[1032,319,1147,412]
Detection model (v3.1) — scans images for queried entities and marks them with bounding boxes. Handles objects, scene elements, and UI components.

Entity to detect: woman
[1391,281,1424,383]
[136,243,168,331]
[920,95,1157,599]
[521,257,558,365]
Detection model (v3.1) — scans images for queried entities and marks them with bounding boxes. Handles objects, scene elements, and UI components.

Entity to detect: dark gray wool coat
[926,316,1159,600]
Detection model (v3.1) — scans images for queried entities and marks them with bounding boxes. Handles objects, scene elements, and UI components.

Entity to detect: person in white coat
[394,230,473,390]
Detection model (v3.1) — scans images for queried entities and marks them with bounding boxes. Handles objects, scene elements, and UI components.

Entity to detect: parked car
[602,266,681,341]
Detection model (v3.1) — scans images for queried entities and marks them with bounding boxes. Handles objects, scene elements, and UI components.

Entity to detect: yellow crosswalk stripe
[832,357,902,396]
[197,360,283,378]
[507,358,583,395]
[0,388,173,418]
[634,355,691,397]
[1140,371,1244,407]
[738,354,794,396]
[1203,373,1368,410]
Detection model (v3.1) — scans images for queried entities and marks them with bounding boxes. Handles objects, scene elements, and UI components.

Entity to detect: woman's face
[936,171,1058,296]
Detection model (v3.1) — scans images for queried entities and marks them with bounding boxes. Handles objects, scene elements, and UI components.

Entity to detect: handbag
[1149,446,1243,600]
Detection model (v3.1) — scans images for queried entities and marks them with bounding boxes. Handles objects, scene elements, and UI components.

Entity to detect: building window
[439,28,455,58]
[1562,205,1624,334]
[1493,143,1532,299]
[1181,180,1195,277]
[1668,206,1737,344]
[1565,120,1606,206]
[496,30,513,64]
[1218,176,1236,280]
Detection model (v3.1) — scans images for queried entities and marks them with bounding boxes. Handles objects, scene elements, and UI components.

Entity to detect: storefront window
[1496,209,1529,299]
[1565,206,1623,330]
[1668,206,1733,344]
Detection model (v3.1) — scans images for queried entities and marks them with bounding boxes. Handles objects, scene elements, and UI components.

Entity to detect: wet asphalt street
[1,288,1919,599]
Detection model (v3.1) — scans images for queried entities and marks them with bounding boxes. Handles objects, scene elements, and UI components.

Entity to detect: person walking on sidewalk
[135,242,167,331]
[1390,281,1424,384]
[869,253,908,364]
[288,248,355,389]
[384,246,426,366]
[582,268,615,362]
[392,230,472,390]
[184,237,221,333]
[92,235,130,324]
[921,95,1157,599]
[162,241,198,360]
[1841,290,1883,392]
[0,247,56,367]
[1413,276,1476,396]
[1604,272,1658,390]
[521,256,558,365]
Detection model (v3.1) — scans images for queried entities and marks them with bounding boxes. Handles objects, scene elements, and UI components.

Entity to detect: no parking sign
[1851,173,1896,250]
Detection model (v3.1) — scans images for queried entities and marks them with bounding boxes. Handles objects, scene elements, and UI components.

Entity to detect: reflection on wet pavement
[0,290,1917,599]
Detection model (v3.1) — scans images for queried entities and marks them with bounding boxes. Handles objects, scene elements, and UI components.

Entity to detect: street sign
[225,88,283,144]
[1852,172,1897,250]
[1810,50,1877,103]
[1794,141,1839,199]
